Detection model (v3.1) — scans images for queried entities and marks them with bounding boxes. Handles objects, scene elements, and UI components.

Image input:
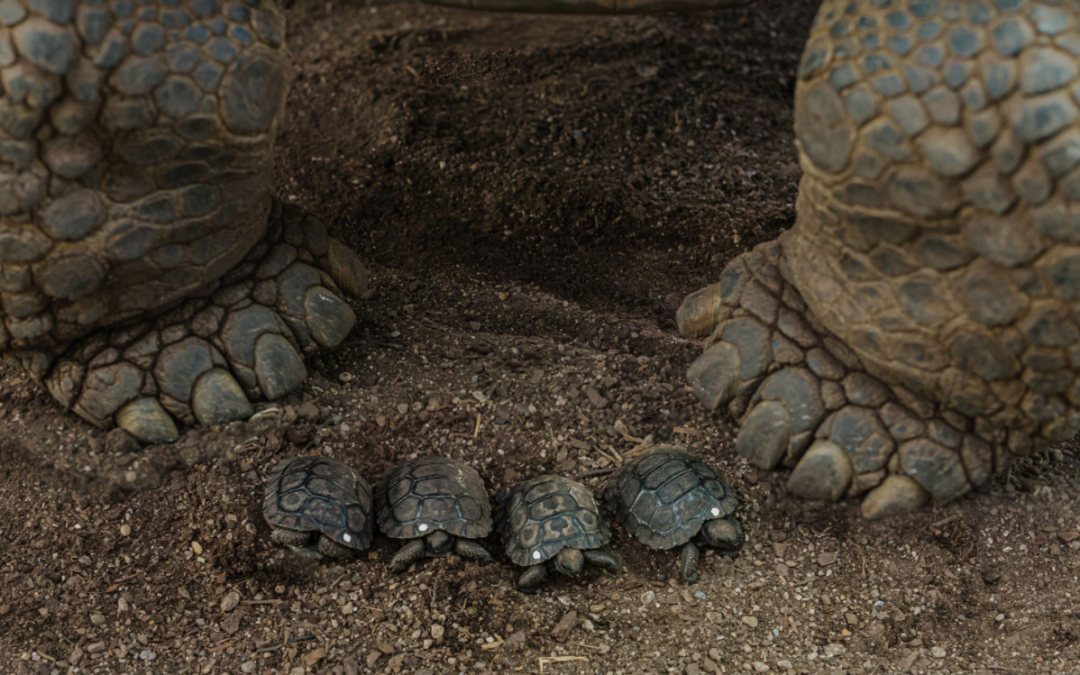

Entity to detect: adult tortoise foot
[37,199,366,442]
[0,0,365,440]
[679,239,991,518]
[682,0,1080,518]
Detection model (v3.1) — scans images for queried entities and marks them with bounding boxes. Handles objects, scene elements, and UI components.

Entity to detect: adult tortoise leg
[0,1,365,441]
[680,0,1080,517]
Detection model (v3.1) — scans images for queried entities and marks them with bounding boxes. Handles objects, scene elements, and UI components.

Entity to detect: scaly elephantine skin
[678,0,1080,517]
[0,0,366,442]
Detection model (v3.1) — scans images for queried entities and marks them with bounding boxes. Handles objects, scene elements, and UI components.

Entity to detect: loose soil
[2,1,1079,674]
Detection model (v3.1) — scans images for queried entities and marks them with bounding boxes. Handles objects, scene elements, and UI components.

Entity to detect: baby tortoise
[263,456,374,560]
[497,475,619,594]
[376,456,493,572]
[605,448,742,584]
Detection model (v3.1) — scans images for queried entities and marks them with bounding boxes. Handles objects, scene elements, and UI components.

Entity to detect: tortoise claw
[860,476,930,520]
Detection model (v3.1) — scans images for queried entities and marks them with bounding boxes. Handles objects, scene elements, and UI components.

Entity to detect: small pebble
[221,591,240,612]
[120,524,131,537]
[191,541,203,555]
[818,551,838,566]
[742,615,758,627]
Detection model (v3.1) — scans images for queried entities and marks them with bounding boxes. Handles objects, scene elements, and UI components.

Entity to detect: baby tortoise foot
[454,538,494,565]
[38,200,367,442]
[679,241,1009,518]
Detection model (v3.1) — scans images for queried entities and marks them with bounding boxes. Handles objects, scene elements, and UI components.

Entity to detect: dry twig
[539,656,588,673]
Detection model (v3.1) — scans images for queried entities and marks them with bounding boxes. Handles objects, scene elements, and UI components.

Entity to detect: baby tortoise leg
[317,535,355,560]
[271,527,322,559]
[679,542,701,585]
[389,539,427,573]
[582,550,620,573]
[41,200,366,442]
[271,527,312,549]
[453,538,494,565]
[517,565,548,594]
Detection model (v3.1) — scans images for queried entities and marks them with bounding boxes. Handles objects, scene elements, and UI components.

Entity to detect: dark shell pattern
[375,456,492,540]
[499,475,611,567]
[603,449,737,551]
[262,456,376,551]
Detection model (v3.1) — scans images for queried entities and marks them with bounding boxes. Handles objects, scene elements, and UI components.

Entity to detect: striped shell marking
[499,475,611,567]
[603,448,737,551]
[263,456,375,551]
[375,456,493,540]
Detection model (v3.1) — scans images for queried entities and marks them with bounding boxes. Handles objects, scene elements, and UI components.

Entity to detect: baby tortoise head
[553,548,585,576]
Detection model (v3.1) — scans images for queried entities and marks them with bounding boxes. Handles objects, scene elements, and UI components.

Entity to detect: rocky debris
[551,611,578,642]
[221,590,240,612]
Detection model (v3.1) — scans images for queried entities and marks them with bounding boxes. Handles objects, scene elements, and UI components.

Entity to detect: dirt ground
[1,0,1079,674]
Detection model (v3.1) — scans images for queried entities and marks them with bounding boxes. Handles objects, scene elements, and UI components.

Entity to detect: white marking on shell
[419,523,429,532]
[711,507,720,517]
[343,533,352,542]
[533,551,541,560]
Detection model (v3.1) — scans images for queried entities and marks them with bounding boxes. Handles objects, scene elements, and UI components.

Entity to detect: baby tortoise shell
[498,474,619,593]
[604,447,742,584]
[263,456,375,559]
[376,455,492,539]
[500,474,610,566]
[605,448,737,549]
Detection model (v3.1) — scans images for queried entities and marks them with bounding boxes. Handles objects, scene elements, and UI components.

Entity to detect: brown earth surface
[2,1,1080,674]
